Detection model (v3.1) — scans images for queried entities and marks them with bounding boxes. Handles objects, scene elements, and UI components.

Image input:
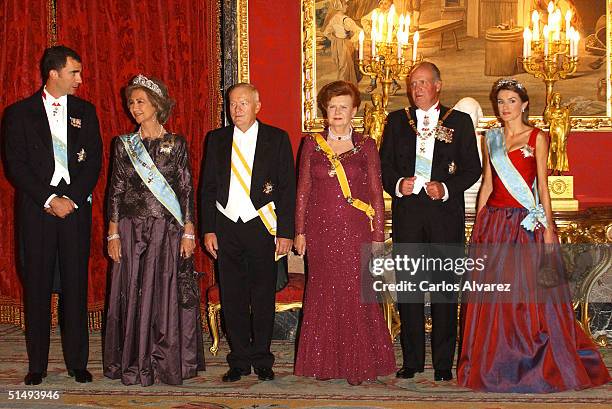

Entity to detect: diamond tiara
[494,78,526,91]
[132,74,163,97]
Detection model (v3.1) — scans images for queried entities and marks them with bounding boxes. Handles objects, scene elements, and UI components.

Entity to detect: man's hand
[49,197,75,218]
[204,233,218,259]
[425,181,444,200]
[399,176,416,196]
[44,207,57,216]
[276,238,293,258]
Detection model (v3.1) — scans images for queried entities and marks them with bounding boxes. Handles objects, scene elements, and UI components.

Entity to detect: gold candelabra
[358,41,420,108]
[357,4,421,109]
[522,1,579,106]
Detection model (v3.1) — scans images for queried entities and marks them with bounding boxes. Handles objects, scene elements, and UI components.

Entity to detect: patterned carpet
[0,325,610,408]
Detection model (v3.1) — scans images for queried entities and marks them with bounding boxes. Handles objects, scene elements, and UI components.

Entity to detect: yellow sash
[231,141,284,261]
[313,133,375,230]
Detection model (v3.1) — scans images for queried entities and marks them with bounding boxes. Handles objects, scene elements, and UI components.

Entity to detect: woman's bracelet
[182,233,196,240]
[107,233,120,241]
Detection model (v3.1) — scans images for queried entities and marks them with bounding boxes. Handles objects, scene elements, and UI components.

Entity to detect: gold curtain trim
[47,0,57,46]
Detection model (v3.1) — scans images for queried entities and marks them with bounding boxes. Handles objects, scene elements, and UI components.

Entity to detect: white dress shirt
[42,87,73,208]
[216,121,260,222]
[396,102,449,200]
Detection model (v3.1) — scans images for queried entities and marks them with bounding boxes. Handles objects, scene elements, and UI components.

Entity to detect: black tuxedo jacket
[3,90,102,209]
[200,121,296,239]
[380,105,481,212]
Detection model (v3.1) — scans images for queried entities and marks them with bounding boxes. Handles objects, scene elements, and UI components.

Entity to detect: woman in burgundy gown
[457,79,610,392]
[293,81,396,385]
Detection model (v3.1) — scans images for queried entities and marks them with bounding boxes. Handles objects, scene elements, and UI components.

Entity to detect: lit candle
[412,31,419,62]
[543,25,549,56]
[378,14,385,42]
[555,9,562,41]
[573,31,580,57]
[547,1,554,15]
[371,9,378,33]
[532,10,539,40]
[387,5,395,43]
[371,25,377,57]
[523,28,532,58]
[565,10,572,39]
[406,14,411,35]
[359,31,364,60]
[399,14,405,40]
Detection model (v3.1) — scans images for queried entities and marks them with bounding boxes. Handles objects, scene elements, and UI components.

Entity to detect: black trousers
[393,192,463,372]
[19,196,91,373]
[216,212,277,370]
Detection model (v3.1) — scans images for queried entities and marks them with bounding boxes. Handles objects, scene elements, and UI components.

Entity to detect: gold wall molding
[237,0,250,83]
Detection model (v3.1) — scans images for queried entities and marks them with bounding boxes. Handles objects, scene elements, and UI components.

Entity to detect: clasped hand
[44,196,76,218]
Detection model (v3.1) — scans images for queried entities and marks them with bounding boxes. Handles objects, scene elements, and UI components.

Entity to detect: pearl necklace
[328,127,352,141]
[138,124,165,139]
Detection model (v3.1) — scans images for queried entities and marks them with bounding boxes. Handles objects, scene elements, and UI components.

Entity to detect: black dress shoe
[396,367,422,379]
[69,369,92,383]
[434,369,453,381]
[24,372,44,385]
[254,367,274,381]
[222,367,251,382]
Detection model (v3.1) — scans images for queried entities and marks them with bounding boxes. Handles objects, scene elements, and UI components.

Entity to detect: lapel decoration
[70,117,82,128]
[263,181,274,195]
[520,144,534,158]
[448,161,457,174]
[159,135,175,155]
[405,107,455,144]
[77,148,86,162]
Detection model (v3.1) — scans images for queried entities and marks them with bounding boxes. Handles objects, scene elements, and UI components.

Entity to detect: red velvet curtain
[0,0,49,324]
[0,0,220,328]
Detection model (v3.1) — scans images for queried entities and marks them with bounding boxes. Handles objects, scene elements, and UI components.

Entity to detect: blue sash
[486,128,547,231]
[415,154,432,181]
[51,133,68,174]
[120,133,184,226]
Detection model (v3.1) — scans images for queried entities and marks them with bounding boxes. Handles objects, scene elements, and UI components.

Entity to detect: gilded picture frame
[301,0,612,131]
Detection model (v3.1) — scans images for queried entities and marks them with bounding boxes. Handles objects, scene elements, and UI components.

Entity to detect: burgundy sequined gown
[458,128,610,392]
[294,132,396,384]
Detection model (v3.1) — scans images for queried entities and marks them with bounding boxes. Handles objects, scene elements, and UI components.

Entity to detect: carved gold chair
[206,273,305,355]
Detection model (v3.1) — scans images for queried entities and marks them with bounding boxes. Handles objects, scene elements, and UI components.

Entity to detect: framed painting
[301,0,612,131]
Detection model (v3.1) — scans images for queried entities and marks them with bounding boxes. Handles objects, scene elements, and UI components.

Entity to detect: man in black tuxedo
[3,46,102,385]
[200,83,295,382]
[380,62,481,381]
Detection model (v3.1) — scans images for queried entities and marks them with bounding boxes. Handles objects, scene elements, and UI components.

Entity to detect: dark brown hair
[491,78,530,125]
[317,80,361,117]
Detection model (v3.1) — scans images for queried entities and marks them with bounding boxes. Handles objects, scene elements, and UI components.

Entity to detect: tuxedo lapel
[66,96,82,168]
[219,126,233,197]
[404,107,417,164]
[251,121,271,198]
[432,105,450,166]
[27,92,53,156]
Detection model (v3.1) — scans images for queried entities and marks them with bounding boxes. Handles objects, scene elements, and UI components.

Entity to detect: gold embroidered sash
[313,133,375,230]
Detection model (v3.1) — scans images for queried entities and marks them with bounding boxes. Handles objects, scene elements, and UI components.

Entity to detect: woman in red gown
[457,79,610,392]
[293,81,396,385]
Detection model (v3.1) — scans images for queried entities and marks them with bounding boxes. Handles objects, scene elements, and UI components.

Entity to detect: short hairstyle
[410,61,441,82]
[317,80,361,117]
[40,45,82,83]
[491,78,530,125]
[227,82,260,102]
[125,76,175,124]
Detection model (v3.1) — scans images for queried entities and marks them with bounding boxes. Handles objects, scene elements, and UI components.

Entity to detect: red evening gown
[457,128,610,392]
[294,132,396,384]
